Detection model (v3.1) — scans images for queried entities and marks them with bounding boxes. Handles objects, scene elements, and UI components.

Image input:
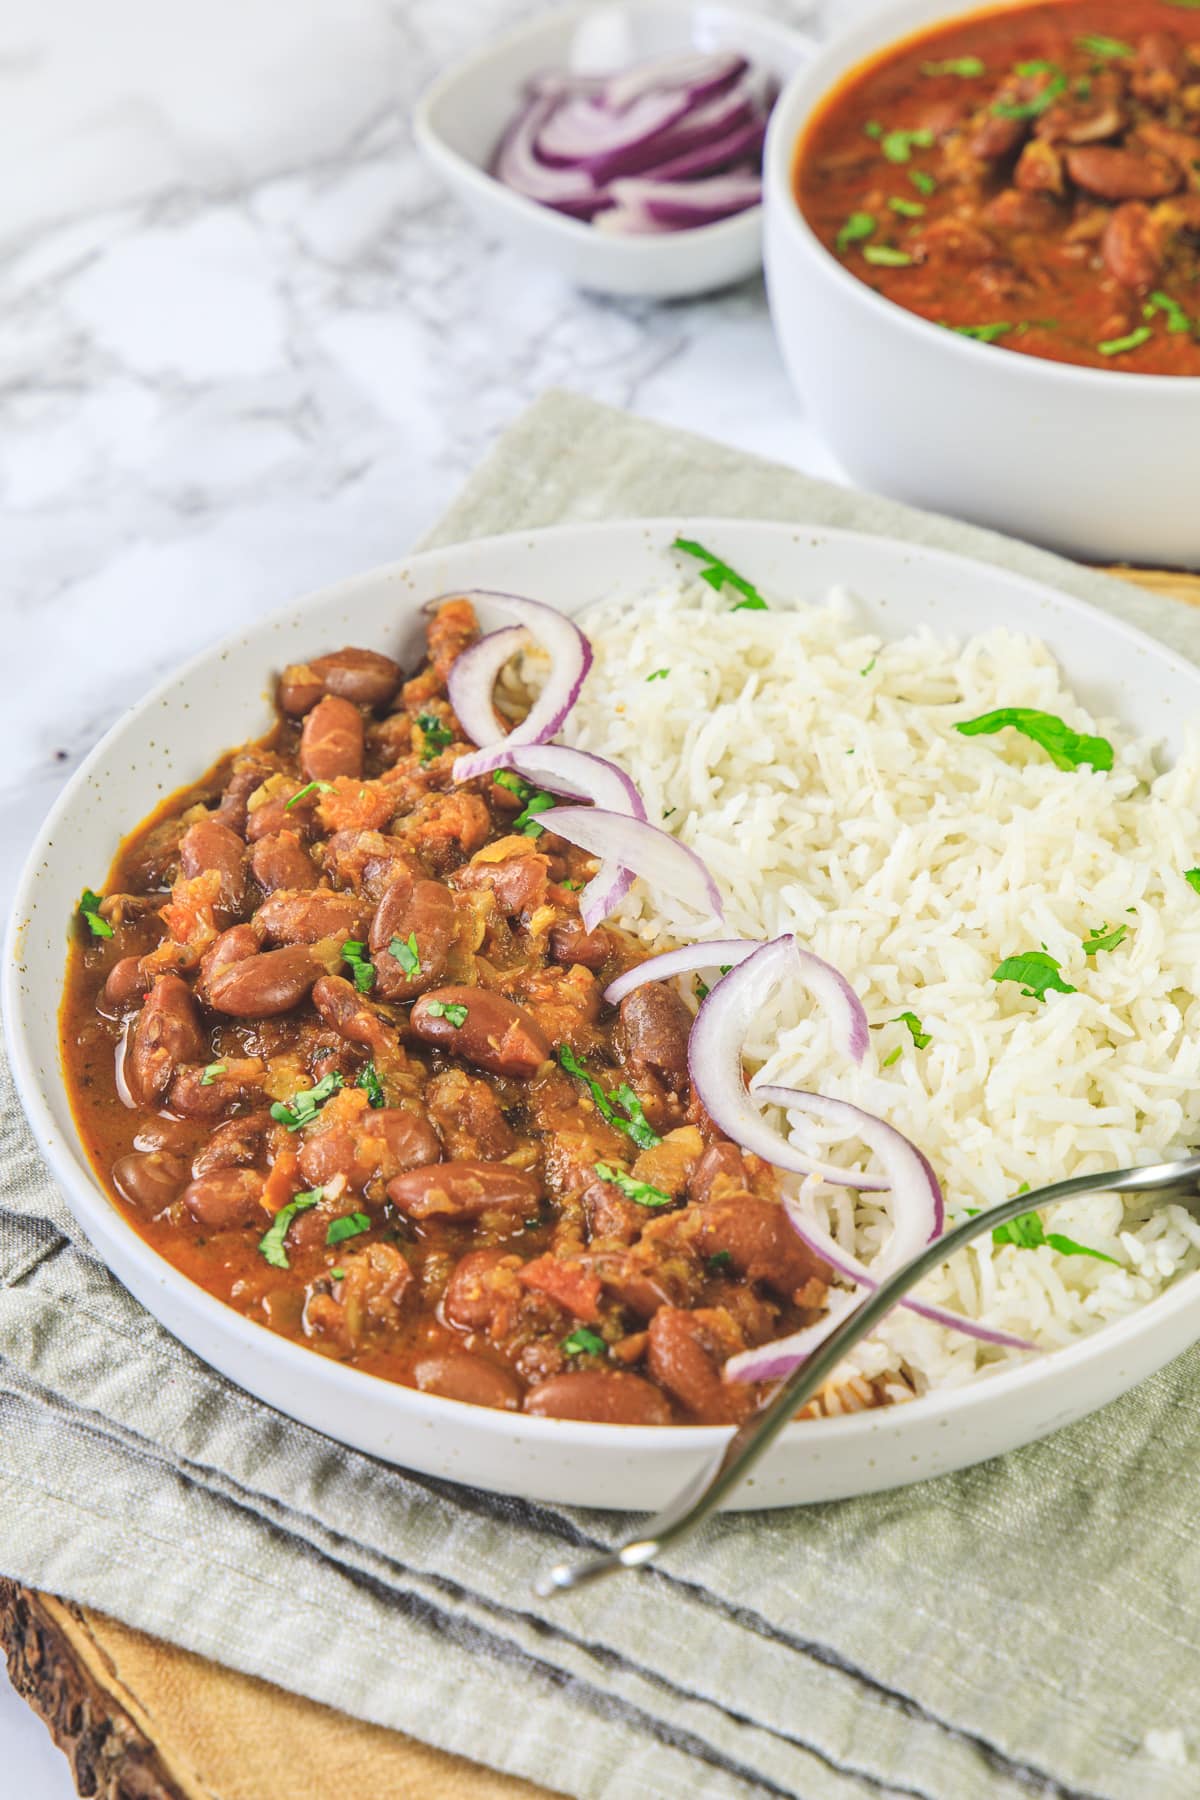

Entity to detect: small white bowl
[414,1,814,299]
[762,0,1200,567]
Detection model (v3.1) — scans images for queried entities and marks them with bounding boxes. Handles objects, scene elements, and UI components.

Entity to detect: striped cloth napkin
[4,390,1200,1800]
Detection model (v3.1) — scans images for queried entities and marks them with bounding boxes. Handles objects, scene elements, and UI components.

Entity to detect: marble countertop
[1,0,854,923]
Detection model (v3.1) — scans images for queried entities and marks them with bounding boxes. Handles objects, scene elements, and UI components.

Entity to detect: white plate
[9,519,1200,1510]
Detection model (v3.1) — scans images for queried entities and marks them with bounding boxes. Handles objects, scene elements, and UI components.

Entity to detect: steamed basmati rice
[554,577,1200,1401]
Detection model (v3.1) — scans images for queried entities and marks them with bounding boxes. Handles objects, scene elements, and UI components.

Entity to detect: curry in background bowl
[795,0,1200,373]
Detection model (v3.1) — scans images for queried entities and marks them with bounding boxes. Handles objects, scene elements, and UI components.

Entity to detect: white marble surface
[0,0,850,1784]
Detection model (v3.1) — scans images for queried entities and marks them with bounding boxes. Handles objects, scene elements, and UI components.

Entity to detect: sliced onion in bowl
[492,93,608,218]
[602,940,761,1006]
[602,49,748,113]
[686,939,886,1191]
[431,591,593,775]
[540,806,724,930]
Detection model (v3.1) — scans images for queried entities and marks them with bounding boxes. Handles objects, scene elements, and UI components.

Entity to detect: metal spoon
[535,1155,1200,1597]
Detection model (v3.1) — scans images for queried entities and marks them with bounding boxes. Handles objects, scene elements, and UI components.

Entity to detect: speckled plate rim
[8,517,1200,1511]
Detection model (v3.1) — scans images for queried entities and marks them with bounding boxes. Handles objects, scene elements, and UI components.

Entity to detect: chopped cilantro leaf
[948,320,1014,343]
[562,1326,607,1357]
[331,1267,346,1279]
[514,790,556,836]
[1144,291,1192,334]
[415,712,453,763]
[1186,869,1200,893]
[880,126,935,163]
[991,950,1077,1003]
[270,1072,344,1132]
[863,120,884,139]
[493,770,530,797]
[557,1046,661,1150]
[285,780,332,810]
[672,537,768,611]
[646,668,670,682]
[425,999,468,1027]
[910,169,937,195]
[1097,326,1154,356]
[389,931,420,977]
[922,55,986,76]
[594,1162,674,1209]
[993,1209,1118,1263]
[326,1211,371,1246]
[199,1061,226,1087]
[836,210,876,253]
[955,707,1113,772]
[1076,31,1133,57]
[341,939,376,994]
[560,878,581,892]
[1082,923,1128,955]
[863,245,913,267]
[259,1188,324,1269]
[882,1045,903,1068]
[993,68,1066,118]
[893,1010,932,1049]
[889,196,925,218]
[79,889,114,940]
[694,977,710,1001]
[860,657,876,675]
[707,1250,733,1273]
[357,1060,385,1108]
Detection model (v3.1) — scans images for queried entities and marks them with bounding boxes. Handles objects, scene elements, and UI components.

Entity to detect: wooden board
[6,562,1200,1800]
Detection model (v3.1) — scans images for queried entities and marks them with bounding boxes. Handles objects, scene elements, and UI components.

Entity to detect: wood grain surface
[5,563,1199,1800]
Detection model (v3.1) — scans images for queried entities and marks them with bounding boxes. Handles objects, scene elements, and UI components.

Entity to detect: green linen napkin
[4,390,1200,1800]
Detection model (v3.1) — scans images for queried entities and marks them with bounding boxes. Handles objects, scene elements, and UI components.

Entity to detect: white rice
[552,577,1200,1400]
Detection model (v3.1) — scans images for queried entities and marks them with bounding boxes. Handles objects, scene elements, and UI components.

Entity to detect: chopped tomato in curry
[795,0,1200,373]
[59,603,848,1426]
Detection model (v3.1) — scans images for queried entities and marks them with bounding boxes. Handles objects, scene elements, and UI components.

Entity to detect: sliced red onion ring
[601,170,763,232]
[535,88,694,182]
[492,745,647,926]
[430,592,593,776]
[492,93,607,218]
[602,50,747,112]
[602,939,760,1007]
[724,1289,862,1385]
[446,626,529,755]
[686,939,886,1191]
[755,1088,1032,1352]
[540,806,725,930]
[645,117,768,186]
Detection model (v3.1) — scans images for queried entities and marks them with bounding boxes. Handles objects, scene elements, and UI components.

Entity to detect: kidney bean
[246,791,319,845]
[196,924,259,1003]
[102,956,151,1011]
[388,1160,539,1221]
[279,648,402,716]
[1102,201,1163,291]
[299,1108,441,1190]
[179,818,248,914]
[213,761,275,836]
[1065,146,1180,201]
[442,1248,524,1331]
[133,1115,196,1154]
[618,983,692,1095]
[168,1058,265,1119]
[582,1177,644,1247]
[310,976,392,1058]
[455,855,548,918]
[646,1308,752,1425]
[182,1167,266,1230]
[549,919,611,970]
[208,945,320,1016]
[126,976,207,1106]
[111,1150,189,1213]
[251,831,317,894]
[410,986,549,1079]
[424,1069,516,1161]
[1012,140,1064,198]
[369,877,456,1001]
[300,695,363,783]
[191,1112,274,1177]
[687,1142,748,1207]
[695,1199,830,1300]
[413,1351,522,1411]
[523,1370,671,1425]
[1133,30,1185,102]
[254,887,367,945]
[969,111,1028,162]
